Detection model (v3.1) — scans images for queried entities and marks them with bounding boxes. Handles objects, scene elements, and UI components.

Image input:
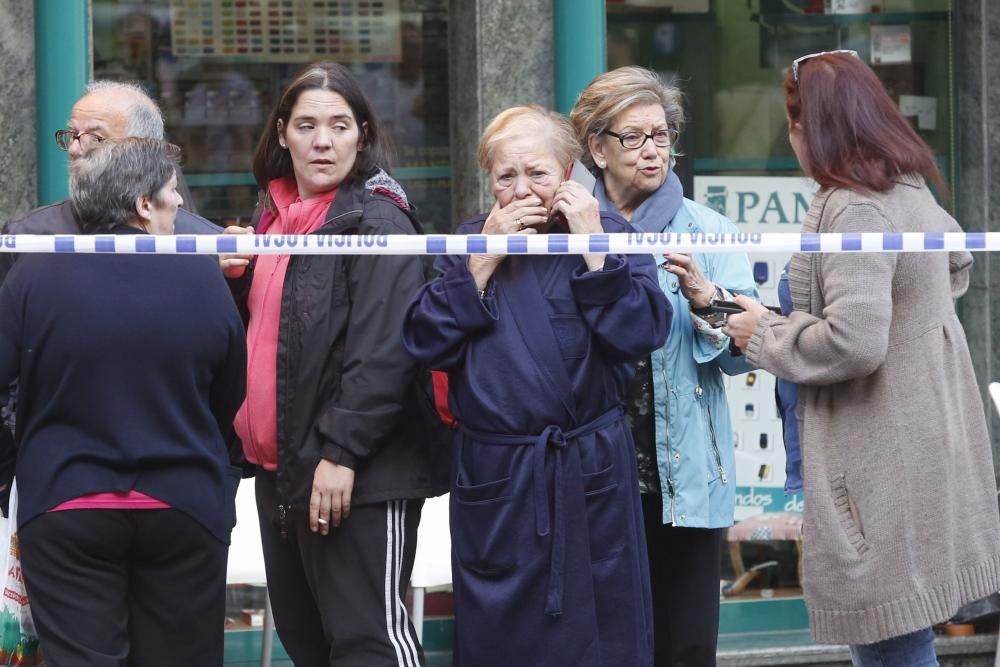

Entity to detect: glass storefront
[69,0,965,650]
[91,0,451,231]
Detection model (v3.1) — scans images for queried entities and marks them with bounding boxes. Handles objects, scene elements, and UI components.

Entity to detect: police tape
[0,231,997,256]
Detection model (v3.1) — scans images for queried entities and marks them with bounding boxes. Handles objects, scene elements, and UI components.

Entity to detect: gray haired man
[0,80,219,285]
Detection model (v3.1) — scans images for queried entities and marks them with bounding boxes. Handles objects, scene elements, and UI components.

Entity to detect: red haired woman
[724,51,1000,666]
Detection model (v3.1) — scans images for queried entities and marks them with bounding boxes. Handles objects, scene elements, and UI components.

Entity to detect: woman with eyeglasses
[570,67,758,666]
[723,51,1000,666]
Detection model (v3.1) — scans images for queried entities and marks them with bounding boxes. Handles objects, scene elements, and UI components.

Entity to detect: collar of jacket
[252,168,413,236]
[668,199,705,235]
[317,179,364,232]
[320,168,412,232]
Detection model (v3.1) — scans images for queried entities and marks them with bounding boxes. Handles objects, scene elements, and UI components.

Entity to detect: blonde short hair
[477,105,580,173]
[569,66,685,169]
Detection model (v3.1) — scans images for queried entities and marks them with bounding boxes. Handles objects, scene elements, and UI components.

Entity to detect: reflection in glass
[606,0,955,204]
[92,0,451,230]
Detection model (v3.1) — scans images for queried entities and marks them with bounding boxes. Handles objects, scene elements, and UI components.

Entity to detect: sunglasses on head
[792,49,860,83]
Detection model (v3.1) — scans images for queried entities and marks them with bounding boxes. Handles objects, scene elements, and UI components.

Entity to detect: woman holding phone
[570,67,758,666]
[402,105,671,667]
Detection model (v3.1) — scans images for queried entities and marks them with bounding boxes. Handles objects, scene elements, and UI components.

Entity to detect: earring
[279,141,287,149]
[596,160,606,168]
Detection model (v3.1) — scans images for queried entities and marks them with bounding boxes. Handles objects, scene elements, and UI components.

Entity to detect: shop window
[92,0,451,231]
[607,0,955,198]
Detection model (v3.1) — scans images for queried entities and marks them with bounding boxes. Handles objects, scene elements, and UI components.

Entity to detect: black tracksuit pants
[18,508,228,667]
[641,493,725,667]
[255,470,425,667]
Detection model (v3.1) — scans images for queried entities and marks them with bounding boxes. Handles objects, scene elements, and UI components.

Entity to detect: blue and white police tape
[0,231,997,256]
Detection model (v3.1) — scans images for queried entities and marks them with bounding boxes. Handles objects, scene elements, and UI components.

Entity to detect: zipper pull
[667,479,676,497]
[278,504,288,540]
[719,466,728,484]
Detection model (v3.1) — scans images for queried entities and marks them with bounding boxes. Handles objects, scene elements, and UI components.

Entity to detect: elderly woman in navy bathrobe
[402,105,671,666]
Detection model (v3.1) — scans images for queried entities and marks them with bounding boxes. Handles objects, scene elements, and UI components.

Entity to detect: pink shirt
[52,491,170,511]
[234,178,337,471]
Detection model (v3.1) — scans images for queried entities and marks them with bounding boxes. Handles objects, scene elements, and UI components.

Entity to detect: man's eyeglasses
[602,128,679,151]
[54,129,106,152]
[792,49,859,84]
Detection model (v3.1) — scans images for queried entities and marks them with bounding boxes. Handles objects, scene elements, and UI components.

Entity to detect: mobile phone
[544,160,597,230]
[704,299,783,316]
[568,159,597,192]
[703,300,746,315]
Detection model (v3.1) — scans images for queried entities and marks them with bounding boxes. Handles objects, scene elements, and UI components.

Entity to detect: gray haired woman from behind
[0,137,247,666]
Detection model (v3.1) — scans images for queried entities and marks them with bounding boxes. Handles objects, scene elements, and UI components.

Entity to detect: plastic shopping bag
[0,481,42,666]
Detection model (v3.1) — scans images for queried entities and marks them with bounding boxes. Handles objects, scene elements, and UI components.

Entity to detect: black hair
[252,62,390,208]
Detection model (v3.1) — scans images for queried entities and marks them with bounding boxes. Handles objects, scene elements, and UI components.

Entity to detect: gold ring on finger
[515,218,524,230]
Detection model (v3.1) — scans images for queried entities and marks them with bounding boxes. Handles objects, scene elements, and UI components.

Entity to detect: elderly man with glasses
[0,80,219,285]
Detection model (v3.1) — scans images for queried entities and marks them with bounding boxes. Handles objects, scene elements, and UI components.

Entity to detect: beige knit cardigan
[746,174,1000,645]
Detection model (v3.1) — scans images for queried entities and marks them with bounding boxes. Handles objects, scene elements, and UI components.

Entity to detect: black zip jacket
[230,173,449,525]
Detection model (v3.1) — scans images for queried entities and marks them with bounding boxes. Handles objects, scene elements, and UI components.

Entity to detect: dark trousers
[255,470,425,667]
[641,493,725,667]
[18,509,228,667]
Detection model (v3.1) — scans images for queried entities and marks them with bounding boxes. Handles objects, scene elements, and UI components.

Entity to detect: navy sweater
[0,227,247,542]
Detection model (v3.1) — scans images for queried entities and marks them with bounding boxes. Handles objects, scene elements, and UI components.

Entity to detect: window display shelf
[606,5,713,21]
[754,10,949,27]
[92,0,452,231]
[186,173,256,188]
[694,155,948,175]
[185,166,453,190]
[694,157,803,173]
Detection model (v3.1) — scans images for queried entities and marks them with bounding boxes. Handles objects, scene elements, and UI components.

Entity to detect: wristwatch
[690,286,725,326]
[690,286,723,315]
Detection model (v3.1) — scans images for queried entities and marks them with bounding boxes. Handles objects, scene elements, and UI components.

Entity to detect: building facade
[1,0,998,651]
[4,0,997,464]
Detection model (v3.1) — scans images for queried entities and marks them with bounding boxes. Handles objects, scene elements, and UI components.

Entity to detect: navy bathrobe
[402,213,671,666]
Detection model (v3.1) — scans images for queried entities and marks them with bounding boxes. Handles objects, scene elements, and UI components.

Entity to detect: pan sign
[693,176,819,226]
